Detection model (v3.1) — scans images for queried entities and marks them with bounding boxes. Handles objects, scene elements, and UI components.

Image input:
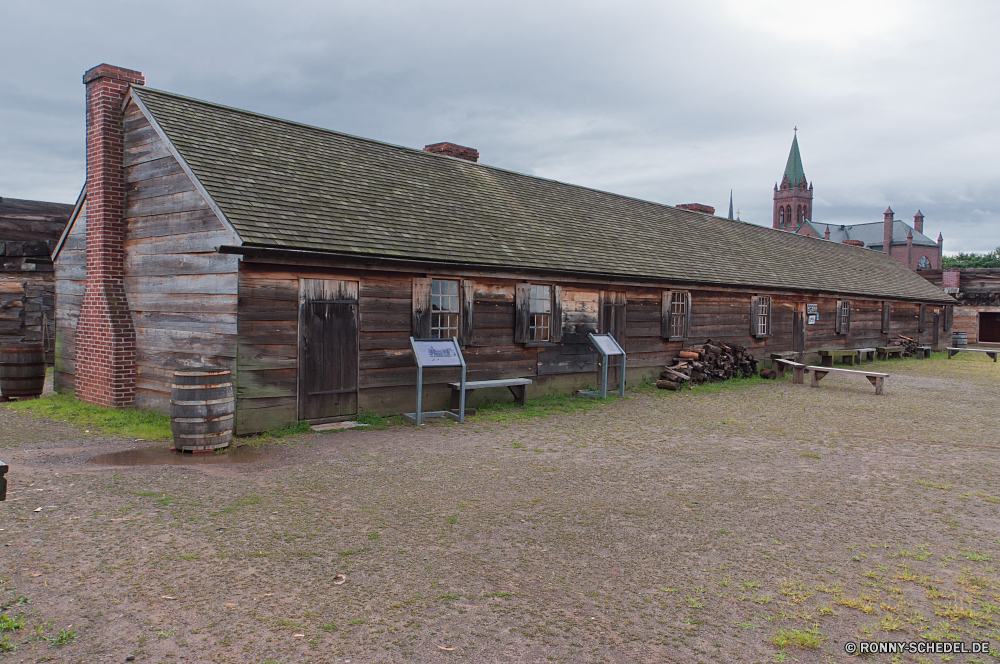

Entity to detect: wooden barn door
[298,279,359,421]
[599,291,626,386]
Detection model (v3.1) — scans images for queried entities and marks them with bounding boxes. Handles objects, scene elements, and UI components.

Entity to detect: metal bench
[818,349,858,367]
[915,346,933,359]
[807,366,889,395]
[449,378,533,411]
[0,459,8,501]
[947,347,999,362]
[773,359,808,384]
[877,346,905,360]
[854,347,877,362]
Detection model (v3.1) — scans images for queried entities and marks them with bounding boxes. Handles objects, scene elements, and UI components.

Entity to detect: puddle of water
[88,445,259,466]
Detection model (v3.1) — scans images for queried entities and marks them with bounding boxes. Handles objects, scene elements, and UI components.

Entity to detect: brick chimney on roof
[676,203,716,215]
[75,64,144,408]
[424,142,479,162]
[913,210,924,234]
[882,207,894,254]
[842,239,864,246]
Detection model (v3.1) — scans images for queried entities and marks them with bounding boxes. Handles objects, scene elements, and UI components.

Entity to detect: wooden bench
[807,366,889,395]
[877,346,904,361]
[773,359,808,384]
[915,345,933,359]
[818,349,858,367]
[449,378,533,411]
[854,347,877,362]
[767,351,798,369]
[947,347,999,362]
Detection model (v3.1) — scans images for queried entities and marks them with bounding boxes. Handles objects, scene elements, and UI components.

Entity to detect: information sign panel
[806,304,819,314]
[412,339,463,367]
[591,334,625,356]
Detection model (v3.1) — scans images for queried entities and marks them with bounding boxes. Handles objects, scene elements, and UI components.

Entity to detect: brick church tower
[773,130,813,230]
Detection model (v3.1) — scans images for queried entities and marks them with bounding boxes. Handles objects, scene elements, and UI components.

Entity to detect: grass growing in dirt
[470,391,614,423]
[238,421,315,447]
[0,393,172,440]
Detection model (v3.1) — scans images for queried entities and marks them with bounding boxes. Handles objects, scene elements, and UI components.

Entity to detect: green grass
[239,421,314,447]
[1,393,172,440]
[470,392,612,423]
[769,627,822,649]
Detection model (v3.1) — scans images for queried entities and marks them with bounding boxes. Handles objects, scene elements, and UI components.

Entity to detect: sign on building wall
[806,303,818,325]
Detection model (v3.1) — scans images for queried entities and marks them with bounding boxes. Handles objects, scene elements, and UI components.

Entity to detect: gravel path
[2,353,999,663]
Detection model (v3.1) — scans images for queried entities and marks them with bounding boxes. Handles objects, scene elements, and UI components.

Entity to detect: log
[655,379,683,391]
[678,351,700,360]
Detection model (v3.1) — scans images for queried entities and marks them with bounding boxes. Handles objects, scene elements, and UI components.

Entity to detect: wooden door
[599,291,626,386]
[298,279,359,421]
[792,311,805,354]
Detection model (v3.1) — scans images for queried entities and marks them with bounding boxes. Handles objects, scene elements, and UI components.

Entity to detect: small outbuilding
[53,65,955,433]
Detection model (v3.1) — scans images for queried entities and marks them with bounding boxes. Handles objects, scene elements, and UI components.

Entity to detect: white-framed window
[430,279,460,339]
[515,283,562,345]
[529,284,551,342]
[751,295,771,338]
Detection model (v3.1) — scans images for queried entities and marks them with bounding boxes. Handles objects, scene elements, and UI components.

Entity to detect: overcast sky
[2,0,998,253]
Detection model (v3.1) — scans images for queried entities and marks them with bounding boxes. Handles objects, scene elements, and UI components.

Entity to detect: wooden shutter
[882,302,891,334]
[750,296,760,336]
[683,292,692,339]
[551,286,563,343]
[944,304,953,331]
[661,291,672,339]
[918,304,927,332]
[843,301,851,334]
[835,301,843,335]
[411,277,432,338]
[514,282,530,344]
[459,279,475,346]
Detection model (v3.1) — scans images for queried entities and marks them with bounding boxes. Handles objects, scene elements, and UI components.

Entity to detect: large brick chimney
[882,207,894,254]
[676,203,716,215]
[913,210,924,234]
[75,64,144,408]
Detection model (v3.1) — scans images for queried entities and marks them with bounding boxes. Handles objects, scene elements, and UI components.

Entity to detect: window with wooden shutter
[430,279,460,339]
[943,304,953,332]
[411,277,432,337]
[661,291,691,340]
[515,283,561,345]
[836,300,851,335]
[881,302,891,334]
[750,296,771,338]
[918,304,927,332]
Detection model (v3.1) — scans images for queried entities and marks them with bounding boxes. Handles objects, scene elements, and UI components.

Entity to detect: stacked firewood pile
[656,339,760,390]
[890,335,919,356]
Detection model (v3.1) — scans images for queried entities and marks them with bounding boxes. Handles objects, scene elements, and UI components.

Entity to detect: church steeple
[783,132,807,187]
[773,128,814,231]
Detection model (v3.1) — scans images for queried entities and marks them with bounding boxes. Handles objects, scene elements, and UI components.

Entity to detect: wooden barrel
[170,367,234,451]
[953,332,967,348]
[0,344,46,399]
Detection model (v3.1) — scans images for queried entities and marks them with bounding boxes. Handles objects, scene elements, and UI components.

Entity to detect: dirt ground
[2,352,1000,664]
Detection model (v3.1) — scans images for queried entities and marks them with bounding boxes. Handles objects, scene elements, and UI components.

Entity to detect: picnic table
[946,347,999,362]
[818,349,858,367]
[877,346,904,361]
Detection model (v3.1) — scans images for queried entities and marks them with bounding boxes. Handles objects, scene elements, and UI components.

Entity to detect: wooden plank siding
[233,260,946,431]
[53,203,86,393]
[122,104,239,413]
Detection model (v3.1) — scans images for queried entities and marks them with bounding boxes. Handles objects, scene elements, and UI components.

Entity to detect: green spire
[783,133,806,186]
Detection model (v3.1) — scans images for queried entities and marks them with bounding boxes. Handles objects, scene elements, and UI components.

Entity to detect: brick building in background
[771,132,943,271]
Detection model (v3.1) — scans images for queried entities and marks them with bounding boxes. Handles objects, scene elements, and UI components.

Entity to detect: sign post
[579,332,626,399]
[403,337,467,425]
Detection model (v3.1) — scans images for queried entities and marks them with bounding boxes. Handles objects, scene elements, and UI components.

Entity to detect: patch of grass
[320,621,338,632]
[239,421,314,448]
[0,614,24,633]
[2,393,171,440]
[961,549,992,562]
[799,451,821,459]
[916,479,952,490]
[471,392,610,423]
[337,547,372,557]
[770,627,822,649]
[220,494,262,514]
[48,628,76,646]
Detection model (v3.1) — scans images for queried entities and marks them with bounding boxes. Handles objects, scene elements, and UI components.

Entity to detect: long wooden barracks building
[53,64,955,433]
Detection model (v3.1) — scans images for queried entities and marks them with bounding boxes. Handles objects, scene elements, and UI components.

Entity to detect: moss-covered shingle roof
[132,87,952,304]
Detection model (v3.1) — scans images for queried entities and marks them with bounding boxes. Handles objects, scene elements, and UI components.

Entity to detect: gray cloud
[2,0,997,252]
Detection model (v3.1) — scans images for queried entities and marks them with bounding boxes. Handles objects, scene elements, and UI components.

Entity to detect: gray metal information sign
[579,333,626,399]
[403,337,467,426]
[413,340,463,367]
